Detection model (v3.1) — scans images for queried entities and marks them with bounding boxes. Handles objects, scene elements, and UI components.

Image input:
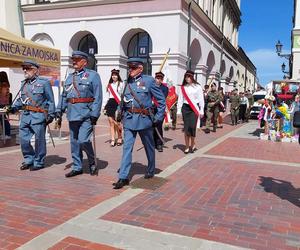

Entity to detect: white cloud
[247,49,289,85]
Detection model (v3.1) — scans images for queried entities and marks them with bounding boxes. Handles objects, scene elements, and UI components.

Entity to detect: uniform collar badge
[82,72,89,79]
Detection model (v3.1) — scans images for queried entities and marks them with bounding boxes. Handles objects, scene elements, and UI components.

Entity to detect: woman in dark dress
[104,69,124,147]
[179,70,204,154]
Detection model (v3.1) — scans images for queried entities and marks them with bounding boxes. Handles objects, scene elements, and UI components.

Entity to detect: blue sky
[239,0,294,85]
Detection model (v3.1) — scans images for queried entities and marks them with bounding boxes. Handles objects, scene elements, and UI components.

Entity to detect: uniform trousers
[153,120,164,146]
[205,106,219,129]
[119,127,155,179]
[230,108,239,124]
[19,121,46,167]
[69,119,95,171]
[239,104,247,121]
[170,103,177,127]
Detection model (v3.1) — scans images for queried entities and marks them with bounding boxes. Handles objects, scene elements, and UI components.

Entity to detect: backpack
[293,111,300,128]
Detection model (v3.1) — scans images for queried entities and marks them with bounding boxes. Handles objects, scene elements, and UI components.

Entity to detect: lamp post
[275,40,292,79]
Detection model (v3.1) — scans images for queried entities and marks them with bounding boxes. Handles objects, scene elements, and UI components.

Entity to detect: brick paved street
[0,118,300,250]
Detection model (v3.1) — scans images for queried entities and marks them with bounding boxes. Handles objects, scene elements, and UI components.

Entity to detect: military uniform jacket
[207,91,220,108]
[122,74,166,131]
[58,68,102,121]
[229,95,240,109]
[247,94,254,107]
[12,76,55,125]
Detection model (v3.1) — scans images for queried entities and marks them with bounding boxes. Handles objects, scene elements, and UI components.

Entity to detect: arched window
[127,32,152,75]
[78,34,98,71]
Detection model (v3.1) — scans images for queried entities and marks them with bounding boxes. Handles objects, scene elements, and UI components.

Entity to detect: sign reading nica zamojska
[0,38,60,67]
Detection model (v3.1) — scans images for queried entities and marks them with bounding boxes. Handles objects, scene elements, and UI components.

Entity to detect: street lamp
[275,40,292,79]
[281,62,290,78]
[275,40,291,60]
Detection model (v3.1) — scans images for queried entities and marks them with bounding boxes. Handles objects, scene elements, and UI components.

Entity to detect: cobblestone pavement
[0,117,300,250]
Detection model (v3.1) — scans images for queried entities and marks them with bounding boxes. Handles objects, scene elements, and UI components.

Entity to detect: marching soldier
[6,60,55,171]
[204,82,220,133]
[113,58,166,189]
[56,51,102,178]
[153,71,168,152]
[229,88,240,125]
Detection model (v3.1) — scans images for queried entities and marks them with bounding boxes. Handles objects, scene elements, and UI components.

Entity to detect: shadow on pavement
[172,143,186,153]
[249,128,264,137]
[64,159,109,174]
[128,162,162,180]
[259,176,300,207]
[45,155,67,168]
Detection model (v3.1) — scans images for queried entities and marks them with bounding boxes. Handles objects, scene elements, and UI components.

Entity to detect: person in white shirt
[104,69,124,147]
[239,92,249,123]
[179,70,204,154]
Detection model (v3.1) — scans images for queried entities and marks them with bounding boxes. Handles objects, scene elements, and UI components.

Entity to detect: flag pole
[159,48,171,72]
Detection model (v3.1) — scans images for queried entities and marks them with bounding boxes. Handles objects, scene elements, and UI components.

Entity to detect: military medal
[81,72,89,80]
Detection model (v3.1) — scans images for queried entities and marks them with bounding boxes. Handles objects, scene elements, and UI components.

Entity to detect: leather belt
[67,97,94,104]
[127,108,150,116]
[23,105,47,113]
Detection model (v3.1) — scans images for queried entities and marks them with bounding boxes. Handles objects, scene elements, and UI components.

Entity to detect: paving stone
[102,157,300,250]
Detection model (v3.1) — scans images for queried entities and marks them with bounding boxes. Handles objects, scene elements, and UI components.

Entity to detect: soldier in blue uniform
[56,51,102,178]
[113,58,166,189]
[7,60,55,171]
[153,71,168,152]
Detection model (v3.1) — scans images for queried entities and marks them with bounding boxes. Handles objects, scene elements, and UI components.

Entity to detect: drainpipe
[187,1,192,70]
[244,65,247,92]
[17,0,25,37]
[218,0,226,88]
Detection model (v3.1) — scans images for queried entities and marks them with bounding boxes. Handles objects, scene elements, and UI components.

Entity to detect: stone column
[95,54,128,107]
[207,71,221,86]
[150,52,188,86]
[195,65,208,87]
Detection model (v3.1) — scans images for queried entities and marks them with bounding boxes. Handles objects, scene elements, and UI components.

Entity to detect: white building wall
[25,12,183,102]
[295,0,300,28]
[21,0,256,98]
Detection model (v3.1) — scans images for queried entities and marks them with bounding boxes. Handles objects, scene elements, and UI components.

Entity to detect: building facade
[20,0,257,101]
[293,0,300,80]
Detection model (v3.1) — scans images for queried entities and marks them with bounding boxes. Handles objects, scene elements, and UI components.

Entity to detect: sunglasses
[128,64,140,70]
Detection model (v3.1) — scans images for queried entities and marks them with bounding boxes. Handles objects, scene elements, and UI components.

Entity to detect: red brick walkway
[0,117,237,249]
[48,237,120,250]
[102,157,300,250]
[3,117,299,250]
[205,137,300,163]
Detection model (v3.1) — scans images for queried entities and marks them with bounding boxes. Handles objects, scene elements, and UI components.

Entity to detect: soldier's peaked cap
[21,59,39,69]
[127,57,145,65]
[155,71,165,78]
[71,51,89,60]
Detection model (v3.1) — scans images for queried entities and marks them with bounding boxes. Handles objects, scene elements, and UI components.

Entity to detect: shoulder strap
[72,74,81,97]
[127,83,145,109]
[118,80,128,111]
